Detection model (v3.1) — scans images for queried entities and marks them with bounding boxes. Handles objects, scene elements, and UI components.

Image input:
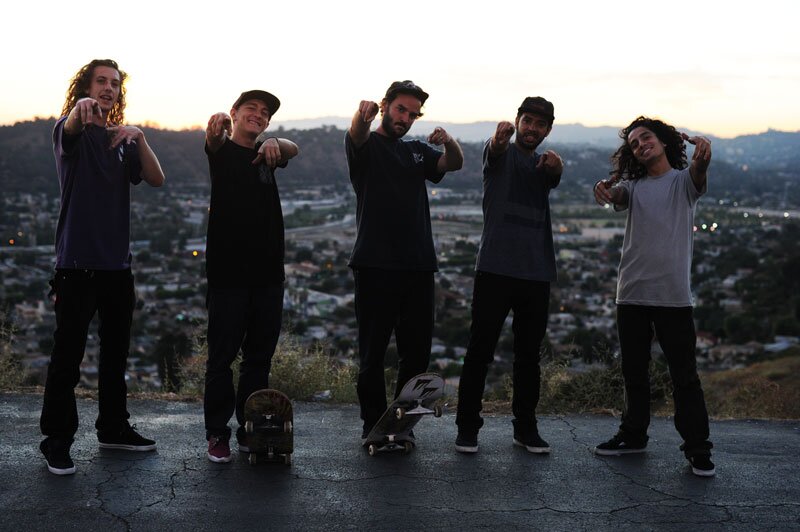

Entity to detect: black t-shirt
[344,132,444,271]
[205,138,286,287]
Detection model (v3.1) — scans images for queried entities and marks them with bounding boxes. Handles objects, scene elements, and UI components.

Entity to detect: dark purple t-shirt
[53,116,142,270]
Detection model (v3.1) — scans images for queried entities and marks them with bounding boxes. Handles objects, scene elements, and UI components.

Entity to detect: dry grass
[177,332,358,403]
[702,354,800,419]
[0,320,26,391]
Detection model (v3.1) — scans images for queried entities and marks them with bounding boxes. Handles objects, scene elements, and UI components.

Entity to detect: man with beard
[345,80,463,445]
[455,97,563,454]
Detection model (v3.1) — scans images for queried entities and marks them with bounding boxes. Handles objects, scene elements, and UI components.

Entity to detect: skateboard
[363,372,445,456]
[243,389,293,465]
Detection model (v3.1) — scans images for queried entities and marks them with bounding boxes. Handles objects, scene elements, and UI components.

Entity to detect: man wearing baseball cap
[202,90,299,463]
[455,97,564,455]
[345,80,463,447]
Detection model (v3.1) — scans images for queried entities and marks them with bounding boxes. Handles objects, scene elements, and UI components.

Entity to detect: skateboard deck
[363,372,445,456]
[243,389,293,465]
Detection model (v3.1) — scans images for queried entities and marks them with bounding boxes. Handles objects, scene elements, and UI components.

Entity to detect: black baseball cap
[232,90,281,117]
[518,96,555,122]
[385,80,429,105]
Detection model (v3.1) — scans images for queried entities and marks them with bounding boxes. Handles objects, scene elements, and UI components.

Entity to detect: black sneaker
[688,455,716,477]
[455,432,478,454]
[513,431,551,454]
[594,433,646,456]
[40,438,76,476]
[98,422,157,451]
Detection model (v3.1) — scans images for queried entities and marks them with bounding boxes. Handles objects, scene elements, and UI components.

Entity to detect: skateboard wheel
[434,405,443,418]
[403,442,413,454]
[245,420,254,433]
[395,407,405,420]
[249,453,257,465]
[284,420,293,433]
[368,444,379,456]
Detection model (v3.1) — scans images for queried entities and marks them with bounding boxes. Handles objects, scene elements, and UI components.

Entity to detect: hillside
[1,119,798,205]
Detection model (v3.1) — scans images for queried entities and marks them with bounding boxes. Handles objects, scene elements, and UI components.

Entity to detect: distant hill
[1,119,797,205]
[274,117,800,171]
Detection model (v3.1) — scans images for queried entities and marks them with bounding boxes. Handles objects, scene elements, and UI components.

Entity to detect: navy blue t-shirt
[344,131,444,271]
[53,116,142,270]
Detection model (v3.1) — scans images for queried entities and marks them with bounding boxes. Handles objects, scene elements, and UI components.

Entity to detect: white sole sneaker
[513,438,551,454]
[455,443,478,453]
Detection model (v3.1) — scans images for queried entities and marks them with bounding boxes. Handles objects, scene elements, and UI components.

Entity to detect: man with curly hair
[40,59,165,475]
[592,116,715,477]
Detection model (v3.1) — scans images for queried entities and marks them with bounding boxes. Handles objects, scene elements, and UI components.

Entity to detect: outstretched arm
[536,149,564,187]
[682,133,711,191]
[206,112,232,153]
[348,100,379,149]
[63,97,106,134]
[428,127,463,173]
[252,138,300,167]
[488,121,515,158]
[593,178,627,207]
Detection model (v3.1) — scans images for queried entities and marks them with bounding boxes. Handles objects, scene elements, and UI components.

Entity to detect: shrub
[0,319,26,391]
[181,330,358,403]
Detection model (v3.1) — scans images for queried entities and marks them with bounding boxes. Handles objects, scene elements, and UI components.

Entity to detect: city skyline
[2,0,798,138]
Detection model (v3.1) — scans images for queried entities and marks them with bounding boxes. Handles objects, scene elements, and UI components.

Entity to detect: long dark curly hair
[610,116,687,181]
[60,59,127,125]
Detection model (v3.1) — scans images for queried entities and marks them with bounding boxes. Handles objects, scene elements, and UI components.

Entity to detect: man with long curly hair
[39,59,165,475]
[592,116,715,477]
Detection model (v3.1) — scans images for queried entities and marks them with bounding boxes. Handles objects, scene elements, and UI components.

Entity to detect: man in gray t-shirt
[592,116,715,478]
[455,97,563,454]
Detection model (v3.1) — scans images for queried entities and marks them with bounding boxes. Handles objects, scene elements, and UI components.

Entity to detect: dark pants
[40,269,135,440]
[456,271,550,436]
[616,304,713,457]
[204,283,284,439]
[353,268,434,431]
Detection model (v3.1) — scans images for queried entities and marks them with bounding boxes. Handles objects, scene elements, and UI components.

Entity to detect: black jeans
[616,304,712,457]
[456,271,550,436]
[40,269,136,440]
[352,268,434,431]
[204,283,284,439]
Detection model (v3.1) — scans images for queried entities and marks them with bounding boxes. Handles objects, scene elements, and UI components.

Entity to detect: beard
[515,132,543,151]
[381,112,409,139]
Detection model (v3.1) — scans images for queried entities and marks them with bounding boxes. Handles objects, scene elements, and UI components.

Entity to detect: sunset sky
[1,0,798,138]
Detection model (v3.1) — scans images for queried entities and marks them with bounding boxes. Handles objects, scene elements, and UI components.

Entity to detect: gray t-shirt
[475,141,560,281]
[614,167,706,306]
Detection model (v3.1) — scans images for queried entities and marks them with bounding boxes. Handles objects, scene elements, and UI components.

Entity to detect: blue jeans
[616,304,713,457]
[352,268,434,431]
[204,283,284,439]
[40,269,135,439]
[456,271,550,436]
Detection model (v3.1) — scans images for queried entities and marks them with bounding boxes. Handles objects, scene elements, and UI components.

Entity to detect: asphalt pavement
[1,392,798,531]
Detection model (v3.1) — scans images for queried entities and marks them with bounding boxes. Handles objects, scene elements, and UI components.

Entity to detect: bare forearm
[348,110,371,148]
[138,136,165,187]
[440,137,464,172]
[276,138,299,161]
